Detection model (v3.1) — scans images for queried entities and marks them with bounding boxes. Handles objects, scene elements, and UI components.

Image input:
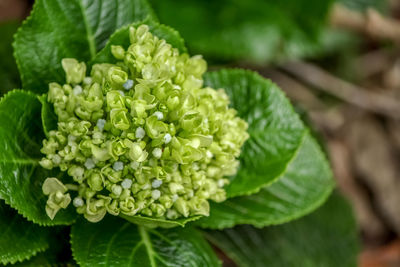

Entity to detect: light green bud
[111,45,125,60]
[62,58,86,85]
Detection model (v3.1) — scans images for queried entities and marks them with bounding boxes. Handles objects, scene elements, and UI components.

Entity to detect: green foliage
[0,0,359,265]
[13,0,156,94]
[0,201,51,265]
[196,134,334,229]
[0,21,21,96]
[204,69,306,197]
[150,0,334,63]
[0,90,76,225]
[39,95,57,137]
[71,216,220,267]
[206,193,360,267]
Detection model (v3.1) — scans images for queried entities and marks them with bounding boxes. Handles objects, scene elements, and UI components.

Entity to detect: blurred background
[1,0,400,265]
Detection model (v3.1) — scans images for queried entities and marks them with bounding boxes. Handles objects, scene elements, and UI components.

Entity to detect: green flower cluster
[40,25,249,223]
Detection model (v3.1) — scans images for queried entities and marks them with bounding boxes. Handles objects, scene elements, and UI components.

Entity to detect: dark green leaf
[13,0,156,93]
[92,19,187,65]
[204,69,306,197]
[0,201,51,265]
[150,0,334,63]
[196,133,334,229]
[0,90,76,225]
[2,253,51,267]
[0,21,21,96]
[71,216,220,267]
[206,192,360,267]
[39,95,57,138]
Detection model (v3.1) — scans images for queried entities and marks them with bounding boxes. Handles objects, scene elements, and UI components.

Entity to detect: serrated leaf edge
[205,68,307,198]
[0,90,77,226]
[197,131,335,230]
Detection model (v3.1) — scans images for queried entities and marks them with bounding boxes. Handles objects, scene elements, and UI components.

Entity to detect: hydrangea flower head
[40,25,249,223]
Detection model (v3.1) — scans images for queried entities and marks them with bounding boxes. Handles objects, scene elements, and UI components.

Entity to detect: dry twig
[331,3,400,44]
[280,61,400,119]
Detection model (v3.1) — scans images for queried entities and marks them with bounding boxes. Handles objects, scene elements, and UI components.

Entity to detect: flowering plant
[0,0,357,266]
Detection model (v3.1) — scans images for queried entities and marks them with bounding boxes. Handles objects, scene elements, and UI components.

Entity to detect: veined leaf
[206,193,360,267]
[71,216,220,267]
[13,0,156,94]
[150,0,334,63]
[0,90,76,225]
[5,254,51,267]
[196,133,334,229]
[204,69,306,197]
[0,201,51,265]
[92,18,187,65]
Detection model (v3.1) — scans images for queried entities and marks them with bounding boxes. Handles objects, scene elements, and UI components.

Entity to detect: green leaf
[92,18,187,65]
[206,192,360,267]
[39,95,57,138]
[150,0,334,63]
[2,253,51,267]
[196,133,335,229]
[204,69,306,197]
[0,21,21,96]
[13,0,156,94]
[71,216,220,267]
[0,90,77,225]
[0,201,51,265]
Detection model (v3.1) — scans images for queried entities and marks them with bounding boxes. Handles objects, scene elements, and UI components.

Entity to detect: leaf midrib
[139,226,157,267]
[76,0,96,59]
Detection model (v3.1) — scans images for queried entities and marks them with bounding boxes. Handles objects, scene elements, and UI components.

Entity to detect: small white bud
[218,179,225,187]
[152,179,163,188]
[118,90,125,96]
[73,85,83,95]
[153,111,164,120]
[121,178,133,189]
[113,161,124,171]
[73,197,84,207]
[123,79,134,90]
[164,133,172,144]
[172,194,178,202]
[152,148,162,158]
[135,127,145,139]
[83,77,92,85]
[96,119,106,131]
[152,190,161,200]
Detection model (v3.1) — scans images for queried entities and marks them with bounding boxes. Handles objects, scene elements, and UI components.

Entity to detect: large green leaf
[71,216,220,267]
[196,133,334,229]
[13,0,155,94]
[204,69,306,197]
[0,21,21,97]
[206,193,360,267]
[150,0,334,63]
[0,201,51,265]
[0,90,76,225]
[92,18,187,65]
